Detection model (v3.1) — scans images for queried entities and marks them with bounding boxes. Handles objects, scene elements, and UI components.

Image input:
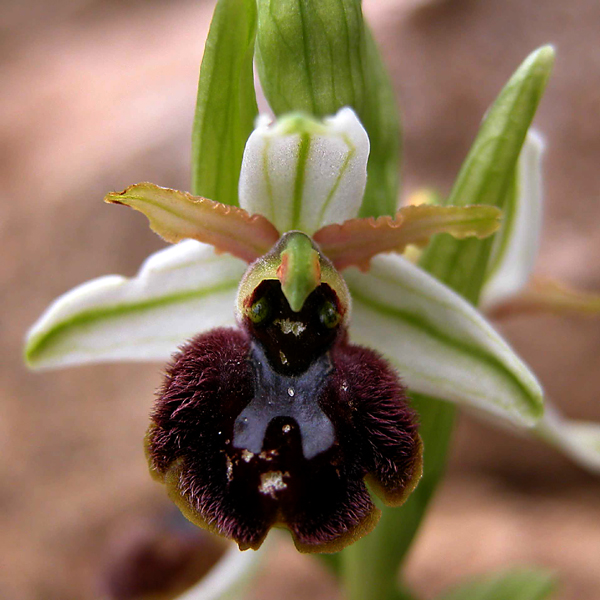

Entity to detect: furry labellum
[146,233,422,553]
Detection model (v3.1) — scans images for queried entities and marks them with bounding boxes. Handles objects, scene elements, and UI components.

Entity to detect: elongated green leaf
[482,131,545,308]
[420,46,554,304]
[437,568,556,600]
[256,0,401,218]
[25,241,246,369]
[346,255,543,426]
[256,0,366,116]
[359,26,402,219]
[191,0,258,205]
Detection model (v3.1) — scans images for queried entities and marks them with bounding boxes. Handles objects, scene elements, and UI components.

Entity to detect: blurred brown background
[2,0,600,598]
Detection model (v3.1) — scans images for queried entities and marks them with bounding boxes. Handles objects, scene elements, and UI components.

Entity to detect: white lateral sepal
[345,254,544,427]
[25,241,246,369]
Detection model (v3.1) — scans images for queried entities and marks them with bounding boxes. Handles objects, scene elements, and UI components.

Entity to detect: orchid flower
[23,0,600,597]
[25,106,510,552]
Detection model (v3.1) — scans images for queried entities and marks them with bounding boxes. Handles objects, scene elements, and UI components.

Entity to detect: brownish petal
[105,182,280,262]
[313,204,501,271]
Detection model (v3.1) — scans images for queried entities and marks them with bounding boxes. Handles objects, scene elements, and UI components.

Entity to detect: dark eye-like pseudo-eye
[146,232,423,553]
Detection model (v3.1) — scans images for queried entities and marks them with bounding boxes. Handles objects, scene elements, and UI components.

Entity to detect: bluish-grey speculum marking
[233,343,336,460]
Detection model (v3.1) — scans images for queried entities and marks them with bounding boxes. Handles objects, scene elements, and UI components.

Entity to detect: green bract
[256,0,401,218]
[341,46,557,600]
[191,0,257,205]
[420,45,554,304]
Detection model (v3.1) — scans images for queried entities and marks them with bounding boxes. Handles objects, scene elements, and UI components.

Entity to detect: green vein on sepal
[291,133,311,229]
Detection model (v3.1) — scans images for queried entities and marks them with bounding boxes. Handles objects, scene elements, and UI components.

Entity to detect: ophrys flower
[25,107,522,553]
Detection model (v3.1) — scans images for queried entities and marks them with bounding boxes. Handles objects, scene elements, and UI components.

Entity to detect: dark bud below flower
[97,509,225,600]
[147,281,422,553]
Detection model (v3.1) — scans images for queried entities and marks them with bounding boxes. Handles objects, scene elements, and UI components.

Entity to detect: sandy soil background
[2,0,600,598]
